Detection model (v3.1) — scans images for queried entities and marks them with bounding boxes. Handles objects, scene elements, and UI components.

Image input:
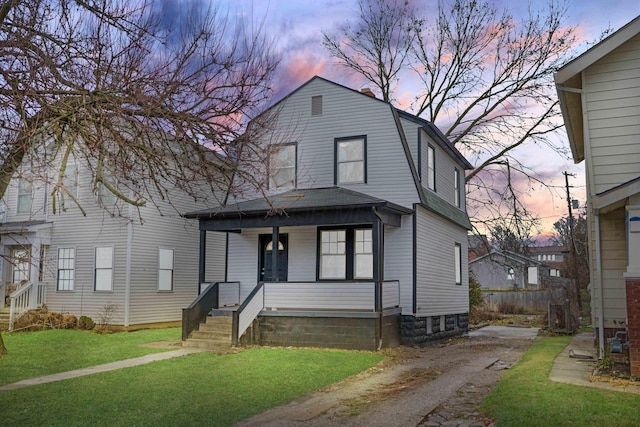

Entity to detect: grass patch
[0,348,383,426]
[482,335,640,426]
[0,328,180,386]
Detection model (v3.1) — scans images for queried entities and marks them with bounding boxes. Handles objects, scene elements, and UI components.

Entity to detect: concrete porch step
[183,314,234,351]
[190,329,232,341]
[183,338,232,351]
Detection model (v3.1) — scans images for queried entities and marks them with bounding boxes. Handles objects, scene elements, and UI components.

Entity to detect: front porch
[183,280,401,350]
[183,187,413,350]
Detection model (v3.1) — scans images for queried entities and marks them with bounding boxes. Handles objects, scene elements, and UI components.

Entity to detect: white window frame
[98,171,116,205]
[57,247,75,291]
[94,246,114,291]
[269,143,297,190]
[427,145,436,191]
[158,248,174,291]
[454,168,461,208]
[507,267,515,280]
[17,178,32,214]
[454,243,462,285]
[336,137,366,184]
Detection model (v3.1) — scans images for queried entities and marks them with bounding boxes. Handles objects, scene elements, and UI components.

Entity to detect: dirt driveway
[237,326,539,426]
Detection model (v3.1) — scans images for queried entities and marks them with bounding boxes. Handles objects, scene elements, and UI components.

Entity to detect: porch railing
[9,282,47,332]
[232,282,265,345]
[181,281,241,341]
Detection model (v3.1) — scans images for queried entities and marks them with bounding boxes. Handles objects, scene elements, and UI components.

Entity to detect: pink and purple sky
[227,0,639,237]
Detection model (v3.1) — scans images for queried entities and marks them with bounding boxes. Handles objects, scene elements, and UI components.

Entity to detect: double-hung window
[94,247,113,291]
[98,171,116,205]
[454,169,461,208]
[158,248,174,291]
[454,243,462,285]
[335,137,366,184]
[427,145,435,191]
[17,178,32,213]
[57,248,75,291]
[319,227,373,280]
[269,143,297,190]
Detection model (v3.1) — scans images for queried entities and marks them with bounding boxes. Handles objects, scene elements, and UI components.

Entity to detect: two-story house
[1,145,228,329]
[184,76,473,350]
[555,15,640,373]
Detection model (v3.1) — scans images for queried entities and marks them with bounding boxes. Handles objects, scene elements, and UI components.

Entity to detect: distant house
[1,146,228,329]
[555,15,640,373]
[184,76,474,350]
[470,251,545,290]
[468,234,490,261]
[528,246,569,278]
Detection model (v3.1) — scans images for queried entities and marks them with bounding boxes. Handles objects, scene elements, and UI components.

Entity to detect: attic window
[311,95,322,116]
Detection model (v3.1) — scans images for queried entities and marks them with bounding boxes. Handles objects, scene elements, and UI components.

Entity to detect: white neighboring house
[555,15,640,372]
[0,148,227,329]
[185,76,474,350]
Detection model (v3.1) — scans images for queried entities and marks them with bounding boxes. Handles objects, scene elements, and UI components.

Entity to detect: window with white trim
[318,227,373,280]
[454,169,461,208]
[94,247,113,291]
[17,178,32,213]
[454,243,462,285]
[98,171,116,205]
[57,248,75,291]
[507,267,514,280]
[158,248,174,291]
[269,144,296,190]
[427,145,435,191]
[336,137,366,184]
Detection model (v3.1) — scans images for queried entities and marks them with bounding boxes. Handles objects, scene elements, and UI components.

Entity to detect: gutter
[595,213,605,358]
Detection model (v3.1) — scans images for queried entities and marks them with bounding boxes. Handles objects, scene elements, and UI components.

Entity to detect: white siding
[584,33,640,194]
[414,205,469,316]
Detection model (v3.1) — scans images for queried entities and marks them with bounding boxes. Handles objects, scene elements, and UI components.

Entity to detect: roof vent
[360,88,375,98]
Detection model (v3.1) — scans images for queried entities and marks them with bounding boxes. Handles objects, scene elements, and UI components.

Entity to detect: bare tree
[322,0,577,231]
[0,0,279,215]
[322,0,415,103]
[0,0,279,354]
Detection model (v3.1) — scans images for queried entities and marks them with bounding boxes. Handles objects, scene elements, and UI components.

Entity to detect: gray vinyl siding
[414,205,469,316]
[227,227,318,299]
[4,154,227,326]
[384,217,414,314]
[419,129,466,211]
[584,33,640,195]
[231,78,420,209]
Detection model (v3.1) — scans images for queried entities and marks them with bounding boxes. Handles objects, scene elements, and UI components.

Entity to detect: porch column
[272,226,280,282]
[199,230,206,291]
[372,217,384,312]
[29,240,41,308]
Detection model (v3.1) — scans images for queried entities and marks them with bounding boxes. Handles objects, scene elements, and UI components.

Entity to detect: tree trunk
[0,331,7,357]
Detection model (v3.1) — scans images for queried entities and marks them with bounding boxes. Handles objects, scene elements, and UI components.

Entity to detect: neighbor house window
[454,169,461,208]
[11,248,30,283]
[427,145,435,191]
[507,267,514,280]
[158,248,174,291]
[454,243,462,285]
[94,247,113,291]
[335,137,366,184]
[269,143,297,190]
[98,171,116,205]
[63,163,78,197]
[57,248,75,291]
[17,178,32,213]
[311,95,323,116]
[318,227,373,280]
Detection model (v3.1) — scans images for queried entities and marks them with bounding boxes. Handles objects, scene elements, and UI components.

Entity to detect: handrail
[9,282,34,332]
[232,282,265,345]
[182,282,219,341]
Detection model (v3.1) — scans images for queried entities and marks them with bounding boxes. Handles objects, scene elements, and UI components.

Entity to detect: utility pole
[563,171,581,312]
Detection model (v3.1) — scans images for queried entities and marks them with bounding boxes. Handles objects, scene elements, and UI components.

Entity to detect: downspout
[124,200,133,327]
[595,213,605,358]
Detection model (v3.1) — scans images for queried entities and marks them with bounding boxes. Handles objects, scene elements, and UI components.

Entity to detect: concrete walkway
[550,332,640,394]
[0,348,203,391]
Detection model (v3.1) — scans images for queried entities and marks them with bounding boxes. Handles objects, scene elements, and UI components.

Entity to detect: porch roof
[0,220,52,234]
[185,187,413,231]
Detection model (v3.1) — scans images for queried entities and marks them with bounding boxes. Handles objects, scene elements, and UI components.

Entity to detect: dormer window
[269,143,297,190]
[427,145,435,191]
[335,136,367,184]
[454,168,461,208]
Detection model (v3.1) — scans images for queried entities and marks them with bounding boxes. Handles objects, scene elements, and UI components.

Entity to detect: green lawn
[0,328,180,386]
[482,335,640,426]
[0,329,383,426]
